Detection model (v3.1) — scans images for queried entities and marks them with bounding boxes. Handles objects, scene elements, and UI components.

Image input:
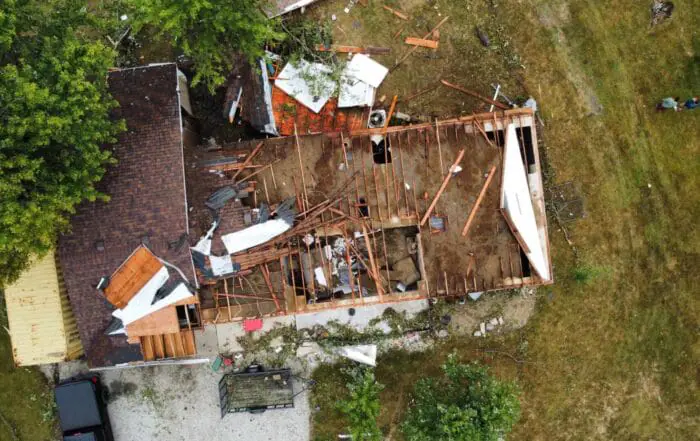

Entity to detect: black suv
[54,376,114,441]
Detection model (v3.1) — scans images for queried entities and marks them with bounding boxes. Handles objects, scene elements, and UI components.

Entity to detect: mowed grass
[0,294,58,441]
[310,0,700,439]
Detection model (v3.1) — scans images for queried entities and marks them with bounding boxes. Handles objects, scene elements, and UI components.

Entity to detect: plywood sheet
[105,246,164,308]
[125,306,179,338]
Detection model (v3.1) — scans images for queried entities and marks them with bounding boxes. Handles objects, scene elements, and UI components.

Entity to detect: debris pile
[473,316,505,337]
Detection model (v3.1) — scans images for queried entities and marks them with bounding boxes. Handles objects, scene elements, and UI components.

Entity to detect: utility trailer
[219,365,294,416]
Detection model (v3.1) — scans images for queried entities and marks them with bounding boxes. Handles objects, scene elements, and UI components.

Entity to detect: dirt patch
[108,380,138,402]
[448,287,537,335]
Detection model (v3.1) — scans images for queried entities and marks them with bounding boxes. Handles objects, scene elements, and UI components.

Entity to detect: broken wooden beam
[440,80,509,110]
[393,16,449,69]
[461,165,498,237]
[420,149,465,226]
[315,44,391,55]
[231,141,264,180]
[382,5,409,20]
[294,123,310,213]
[404,37,439,49]
[237,159,281,183]
[361,225,385,299]
[399,83,440,103]
[261,264,281,311]
[385,95,398,129]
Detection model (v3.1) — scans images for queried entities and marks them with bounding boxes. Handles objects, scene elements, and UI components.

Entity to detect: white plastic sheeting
[112,267,194,325]
[210,254,234,276]
[276,55,387,111]
[257,58,278,135]
[221,218,291,255]
[275,60,336,113]
[344,54,388,88]
[191,219,218,256]
[314,267,328,287]
[339,344,377,366]
[500,124,551,280]
[338,77,375,108]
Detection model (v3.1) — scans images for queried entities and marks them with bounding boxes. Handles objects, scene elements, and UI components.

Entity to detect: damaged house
[223,53,386,136]
[57,63,203,368]
[188,107,552,323]
[11,49,551,368]
[190,53,551,324]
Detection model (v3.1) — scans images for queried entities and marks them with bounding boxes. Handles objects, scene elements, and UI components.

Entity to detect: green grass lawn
[310,0,700,439]
[0,293,58,441]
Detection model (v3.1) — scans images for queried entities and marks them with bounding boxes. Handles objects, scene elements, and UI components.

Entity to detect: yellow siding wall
[56,255,84,361]
[4,252,83,366]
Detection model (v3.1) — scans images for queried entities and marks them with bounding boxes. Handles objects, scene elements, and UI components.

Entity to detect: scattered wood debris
[393,16,450,69]
[440,79,509,110]
[315,44,391,55]
[399,82,440,103]
[462,165,498,237]
[382,5,409,20]
[404,37,439,49]
[420,149,466,226]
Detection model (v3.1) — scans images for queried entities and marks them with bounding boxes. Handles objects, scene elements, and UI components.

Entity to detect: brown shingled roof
[58,63,195,368]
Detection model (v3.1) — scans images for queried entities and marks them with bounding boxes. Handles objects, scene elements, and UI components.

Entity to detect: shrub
[402,355,520,441]
[337,366,384,441]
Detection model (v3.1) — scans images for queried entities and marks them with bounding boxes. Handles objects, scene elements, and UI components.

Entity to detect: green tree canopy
[338,366,384,441]
[0,0,123,285]
[130,0,284,93]
[402,355,521,441]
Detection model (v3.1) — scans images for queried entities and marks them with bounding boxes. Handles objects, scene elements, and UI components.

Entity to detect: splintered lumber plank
[164,333,176,358]
[440,80,509,110]
[361,225,385,299]
[382,5,409,20]
[294,124,309,213]
[393,16,449,69]
[105,247,163,308]
[261,264,281,311]
[182,330,196,356]
[171,333,184,358]
[315,44,391,55]
[238,159,281,184]
[231,141,264,180]
[404,37,439,49]
[153,335,165,359]
[400,83,439,103]
[140,336,155,361]
[461,165,498,237]
[126,306,179,338]
[385,95,398,129]
[420,149,465,226]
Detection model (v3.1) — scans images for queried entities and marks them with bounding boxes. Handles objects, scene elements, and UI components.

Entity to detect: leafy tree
[129,0,284,93]
[338,366,384,441]
[402,355,521,441]
[0,0,123,285]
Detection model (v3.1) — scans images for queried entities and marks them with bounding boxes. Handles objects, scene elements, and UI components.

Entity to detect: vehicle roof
[55,381,102,432]
[64,433,98,441]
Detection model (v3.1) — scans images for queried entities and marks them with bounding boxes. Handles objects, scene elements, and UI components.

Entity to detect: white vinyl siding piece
[500,124,551,281]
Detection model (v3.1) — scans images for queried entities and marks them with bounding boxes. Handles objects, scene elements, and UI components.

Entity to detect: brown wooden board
[404,37,439,49]
[125,306,179,338]
[104,246,164,309]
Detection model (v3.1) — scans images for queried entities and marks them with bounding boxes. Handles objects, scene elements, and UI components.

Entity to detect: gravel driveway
[49,361,310,441]
[105,364,309,441]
